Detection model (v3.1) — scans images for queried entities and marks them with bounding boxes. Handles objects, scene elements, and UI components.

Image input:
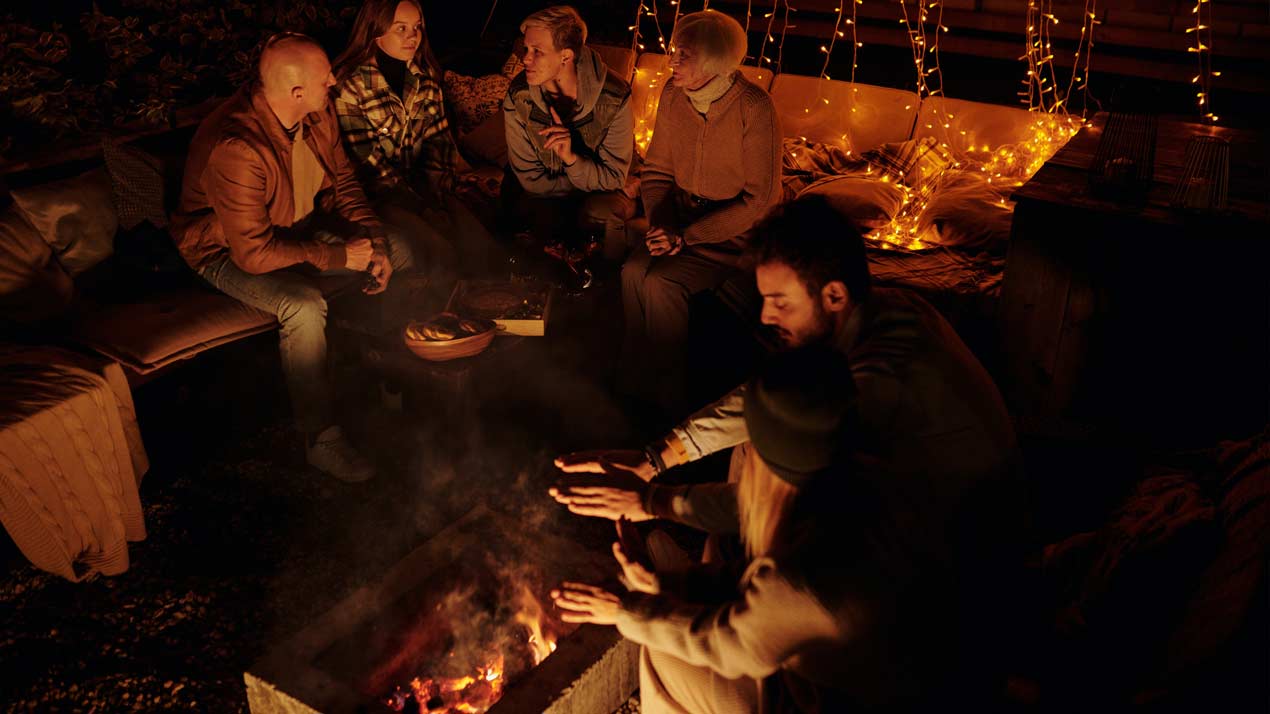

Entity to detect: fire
[384,585,560,714]
[513,583,558,666]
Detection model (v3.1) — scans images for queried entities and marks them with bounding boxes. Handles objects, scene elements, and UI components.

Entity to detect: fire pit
[244,505,637,714]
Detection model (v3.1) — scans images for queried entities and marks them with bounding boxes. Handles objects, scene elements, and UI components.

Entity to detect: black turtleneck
[376,47,408,100]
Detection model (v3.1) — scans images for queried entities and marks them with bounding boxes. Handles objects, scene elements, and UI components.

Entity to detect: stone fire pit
[245,505,638,713]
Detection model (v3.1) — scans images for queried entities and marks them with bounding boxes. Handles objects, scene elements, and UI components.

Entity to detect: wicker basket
[402,320,498,361]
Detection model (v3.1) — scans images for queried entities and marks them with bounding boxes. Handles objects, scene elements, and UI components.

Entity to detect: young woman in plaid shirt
[332,0,493,288]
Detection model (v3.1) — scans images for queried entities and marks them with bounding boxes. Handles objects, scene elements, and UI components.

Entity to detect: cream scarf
[684,72,735,115]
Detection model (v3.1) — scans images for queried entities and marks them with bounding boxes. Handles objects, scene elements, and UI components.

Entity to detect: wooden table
[1000,113,1269,445]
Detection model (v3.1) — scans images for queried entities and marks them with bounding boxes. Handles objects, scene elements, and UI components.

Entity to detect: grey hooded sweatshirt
[502,46,634,197]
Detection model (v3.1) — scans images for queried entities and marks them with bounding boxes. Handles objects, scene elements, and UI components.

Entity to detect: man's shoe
[306,426,375,483]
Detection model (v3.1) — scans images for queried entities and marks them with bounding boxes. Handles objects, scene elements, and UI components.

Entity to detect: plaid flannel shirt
[334,59,458,200]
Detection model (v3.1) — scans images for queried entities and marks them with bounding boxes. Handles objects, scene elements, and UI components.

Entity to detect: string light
[817,3,845,80]
[629,2,644,52]
[776,0,794,75]
[755,0,780,68]
[863,0,1087,252]
[1189,0,1218,122]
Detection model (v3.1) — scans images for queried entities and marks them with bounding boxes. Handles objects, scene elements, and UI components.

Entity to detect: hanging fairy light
[776,0,794,74]
[1059,0,1099,116]
[629,2,644,51]
[1188,0,1219,123]
[864,0,1088,252]
[816,2,845,80]
[897,0,944,100]
[755,0,780,68]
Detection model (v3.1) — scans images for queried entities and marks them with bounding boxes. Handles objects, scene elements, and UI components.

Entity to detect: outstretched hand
[551,582,622,625]
[613,540,660,595]
[554,449,656,481]
[548,481,653,522]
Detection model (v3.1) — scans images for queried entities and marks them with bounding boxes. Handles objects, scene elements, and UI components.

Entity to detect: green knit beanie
[743,347,855,485]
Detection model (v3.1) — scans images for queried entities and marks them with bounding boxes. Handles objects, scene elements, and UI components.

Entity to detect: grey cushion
[9,168,119,276]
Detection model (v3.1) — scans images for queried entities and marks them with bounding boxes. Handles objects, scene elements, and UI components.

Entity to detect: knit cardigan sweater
[641,72,782,247]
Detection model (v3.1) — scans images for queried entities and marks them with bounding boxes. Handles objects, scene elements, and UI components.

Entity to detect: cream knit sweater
[641,72,783,246]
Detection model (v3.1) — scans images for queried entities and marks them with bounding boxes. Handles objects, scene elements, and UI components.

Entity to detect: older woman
[620,10,782,412]
[333,0,494,287]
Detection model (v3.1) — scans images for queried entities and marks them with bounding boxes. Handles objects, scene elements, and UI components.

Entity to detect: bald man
[172,33,414,483]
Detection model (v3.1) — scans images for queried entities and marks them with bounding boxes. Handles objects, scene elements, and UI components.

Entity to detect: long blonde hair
[738,445,800,559]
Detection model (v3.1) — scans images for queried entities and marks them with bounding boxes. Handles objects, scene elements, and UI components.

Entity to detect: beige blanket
[0,346,148,581]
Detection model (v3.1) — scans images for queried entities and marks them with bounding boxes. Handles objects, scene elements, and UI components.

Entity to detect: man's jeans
[198,218,413,433]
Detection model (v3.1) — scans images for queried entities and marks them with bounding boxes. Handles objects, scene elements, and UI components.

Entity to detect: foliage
[0,0,360,163]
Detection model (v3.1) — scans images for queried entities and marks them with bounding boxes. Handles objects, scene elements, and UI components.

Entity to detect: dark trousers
[500,169,635,258]
[620,247,740,413]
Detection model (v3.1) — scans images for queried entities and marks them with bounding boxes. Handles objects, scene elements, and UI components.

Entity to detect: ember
[383,582,563,714]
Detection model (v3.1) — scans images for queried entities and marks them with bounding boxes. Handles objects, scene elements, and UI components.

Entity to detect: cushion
[780,137,870,198]
[443,70,512,137]
[69,274,360,373]
[70,286,276,373]
[861,136,954,189]
[913,96,1041,162]
[457,110,509,168]
[798,175,906,231]
[100,137,169,230]
[769,75,920,153]
[915,172,1015,250]
[9,168,119,276]
[0,206,75,323]
[590,44,637,83]
[738,65,774,92]
[632,54,672,157]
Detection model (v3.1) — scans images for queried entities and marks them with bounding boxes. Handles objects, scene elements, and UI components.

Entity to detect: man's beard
[775,302,833,349]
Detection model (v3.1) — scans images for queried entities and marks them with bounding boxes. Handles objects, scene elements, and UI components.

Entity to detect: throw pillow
[457,111,509,168]
[0,205,75,323]
[9,168,119,276]
[915,172,1014,251]
[101,137,168,230]
[781,137,871,199]
[798,175,906,231]
[443,70,512,137]
[862,136,954,188]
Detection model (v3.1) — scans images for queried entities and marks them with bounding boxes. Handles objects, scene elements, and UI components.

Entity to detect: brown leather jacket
[171,84,384,274]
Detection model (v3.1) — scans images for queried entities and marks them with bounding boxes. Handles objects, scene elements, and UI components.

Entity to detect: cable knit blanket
[0,346,148,581]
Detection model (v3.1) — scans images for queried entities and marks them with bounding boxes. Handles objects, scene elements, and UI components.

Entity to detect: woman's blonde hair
[738,445,800,559]
[520,5,588,61]
[671,10,748,79]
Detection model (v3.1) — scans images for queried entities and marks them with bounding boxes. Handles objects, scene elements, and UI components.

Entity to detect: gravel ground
[1,276,659,713]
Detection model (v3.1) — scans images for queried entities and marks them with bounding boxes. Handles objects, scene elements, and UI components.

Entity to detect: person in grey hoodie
[501,6,636,259]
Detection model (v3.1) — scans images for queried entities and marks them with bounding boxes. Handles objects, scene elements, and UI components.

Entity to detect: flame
[513,583,556,666]
[386,584,559,713]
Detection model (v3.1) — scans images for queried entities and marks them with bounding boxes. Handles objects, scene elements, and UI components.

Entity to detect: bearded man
[553,194,1019,508]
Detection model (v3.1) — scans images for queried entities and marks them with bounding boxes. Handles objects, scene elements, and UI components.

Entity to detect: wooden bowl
[402,320,498,362]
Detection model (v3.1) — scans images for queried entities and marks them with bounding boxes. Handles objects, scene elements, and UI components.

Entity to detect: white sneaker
[306,426,375,483]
